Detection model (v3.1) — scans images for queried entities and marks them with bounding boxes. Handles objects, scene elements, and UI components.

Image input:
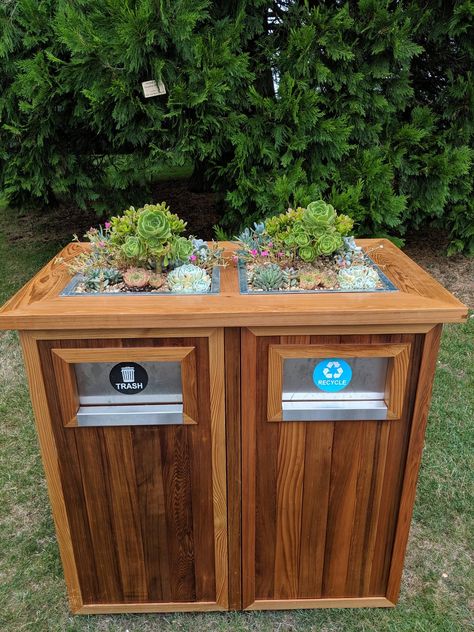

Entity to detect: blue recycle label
[313,358,353,392]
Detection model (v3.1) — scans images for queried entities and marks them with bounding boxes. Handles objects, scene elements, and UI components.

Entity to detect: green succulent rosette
[315,232,343,256]
[298,245,318,262]
[282,231,299,248]
[294,230,311,247]
[303,201,337,230]
[170,236,194,262]
[137,208,171,242]
[121,236,142,259]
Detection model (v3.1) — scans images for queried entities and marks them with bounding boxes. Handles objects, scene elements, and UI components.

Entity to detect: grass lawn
[0,205,472,632]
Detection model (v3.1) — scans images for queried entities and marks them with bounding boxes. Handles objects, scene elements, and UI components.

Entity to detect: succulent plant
[299,271,336,290]
[252,264,287,291]
[121,235,142,259]
[167,264,211,293]
[148,272,165,289]
[315,232,343,256]
[298,245,318,262]
[83,267,122,292]
[335,213,354,236]
[123,267,151,289]
[338,265,380,290]
[303,201,337,231]
[137,207,171,243]
[169,236,194,263]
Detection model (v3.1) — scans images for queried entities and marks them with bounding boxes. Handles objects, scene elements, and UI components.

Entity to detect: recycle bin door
[241,329,419,610]
[35,332,227,613]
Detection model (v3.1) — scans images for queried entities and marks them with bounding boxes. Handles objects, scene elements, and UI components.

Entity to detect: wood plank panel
[224,328,242,610]
[188,337,216,601]
[132,427,171,602]
[254,335,280,601]
[273,422,306,599]
[386,325,442,602]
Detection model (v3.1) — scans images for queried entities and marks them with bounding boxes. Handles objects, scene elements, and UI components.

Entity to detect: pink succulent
[277,251,284,257]
[250,249,258,256]
[189,254,197,261]
[104,221,111,229]
[261,250,269,257]
[232,255,239,263]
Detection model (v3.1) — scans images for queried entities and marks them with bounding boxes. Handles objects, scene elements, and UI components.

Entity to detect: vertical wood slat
[273,422,306,599]
[188,337,216,601]
[75,428,124,602]
[273,335,308,599]
[241,328,258,608]
[386,325,442,602]
[133,427,171,602]
[224,328,242,610]
[160,426,196,601]
[368,334,423,595]
[254,335,280,601]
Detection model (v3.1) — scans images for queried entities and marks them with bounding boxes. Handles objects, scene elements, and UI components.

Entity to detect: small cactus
[83,267,122,292]
[167,264,211,293]
[123,267,151,289]
[252,264,287,291]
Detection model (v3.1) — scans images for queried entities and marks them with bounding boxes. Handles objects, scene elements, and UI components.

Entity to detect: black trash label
[109,362,148,394]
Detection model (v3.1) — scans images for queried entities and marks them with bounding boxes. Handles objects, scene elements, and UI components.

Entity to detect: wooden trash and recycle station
[0,239,467,614]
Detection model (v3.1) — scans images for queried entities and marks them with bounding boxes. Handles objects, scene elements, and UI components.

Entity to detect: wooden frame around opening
[267,343,411,423]
[51,346,199,426]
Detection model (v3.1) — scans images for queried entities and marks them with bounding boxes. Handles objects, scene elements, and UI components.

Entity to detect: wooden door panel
[242,330,422,609]
[37,333,227,611]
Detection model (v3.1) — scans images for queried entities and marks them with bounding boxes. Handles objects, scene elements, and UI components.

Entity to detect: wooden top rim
[0,240,468,330]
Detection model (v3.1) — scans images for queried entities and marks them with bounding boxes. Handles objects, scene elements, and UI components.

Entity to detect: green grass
[0,205,472,631]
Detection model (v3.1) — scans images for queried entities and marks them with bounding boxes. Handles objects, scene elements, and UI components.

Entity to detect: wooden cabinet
[0,240,467,614]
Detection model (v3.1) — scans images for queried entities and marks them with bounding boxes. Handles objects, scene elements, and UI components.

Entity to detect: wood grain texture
[246,597,394,610]
[19,332,84,612]
[386,325,442,602]
[0,240,467,331]
[242,329,426,609]
[224,328,242,610]
[28,330,227,612]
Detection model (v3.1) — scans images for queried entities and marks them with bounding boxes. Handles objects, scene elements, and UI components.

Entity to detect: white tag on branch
[142,80,166,98]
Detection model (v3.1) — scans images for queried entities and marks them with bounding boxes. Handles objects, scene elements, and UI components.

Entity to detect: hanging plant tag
[142,80,166,98]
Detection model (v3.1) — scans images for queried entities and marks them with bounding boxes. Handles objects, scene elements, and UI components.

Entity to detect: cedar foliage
[0,1,473,253]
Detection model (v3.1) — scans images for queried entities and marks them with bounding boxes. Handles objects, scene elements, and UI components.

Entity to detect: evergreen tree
[0,1,472,252]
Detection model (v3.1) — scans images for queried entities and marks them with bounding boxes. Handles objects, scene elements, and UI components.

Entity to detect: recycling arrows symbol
[322,361,344,380]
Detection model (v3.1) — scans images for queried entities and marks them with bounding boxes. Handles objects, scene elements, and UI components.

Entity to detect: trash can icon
[121,366,135,383]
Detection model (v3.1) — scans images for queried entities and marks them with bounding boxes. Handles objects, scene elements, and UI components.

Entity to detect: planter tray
[238,255,398,295]
[60,266,221,297]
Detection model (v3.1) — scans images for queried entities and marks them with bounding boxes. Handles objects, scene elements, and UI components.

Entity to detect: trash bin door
[36,331,227,613]
[241,328,421,610]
